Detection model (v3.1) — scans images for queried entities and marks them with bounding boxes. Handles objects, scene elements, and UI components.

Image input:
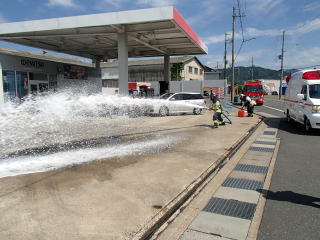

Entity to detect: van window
[182,94,203,100]
[172,94,183,100]
[301,85,307,100]
[160,93,173,99]
[193,94,204,99]
[309,84,320,99]
[182,94,192,100]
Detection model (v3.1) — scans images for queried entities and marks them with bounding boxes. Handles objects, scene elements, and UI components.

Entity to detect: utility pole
[223,33,229,80]
[231,7,245,102]
[231,7,236,102]
[251,56,254,81]
[237,67,240,95]
[279,30,285,100]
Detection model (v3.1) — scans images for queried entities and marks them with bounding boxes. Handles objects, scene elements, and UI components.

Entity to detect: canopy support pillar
[117,32,128,95]
[164,55,170,93]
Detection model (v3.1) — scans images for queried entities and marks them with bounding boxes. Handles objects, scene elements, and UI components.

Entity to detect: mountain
[221,66,290,84]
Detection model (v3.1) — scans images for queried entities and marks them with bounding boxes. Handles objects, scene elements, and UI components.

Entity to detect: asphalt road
[256,96,320,240]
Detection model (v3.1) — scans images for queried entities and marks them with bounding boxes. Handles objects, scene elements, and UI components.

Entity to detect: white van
[152,92,207,116]
[285,69,320,131]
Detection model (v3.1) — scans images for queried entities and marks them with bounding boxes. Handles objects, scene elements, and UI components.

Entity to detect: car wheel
[159,106,169,117]
[304,117,312,133]
[286,110,292,123]
[193,108,202,115]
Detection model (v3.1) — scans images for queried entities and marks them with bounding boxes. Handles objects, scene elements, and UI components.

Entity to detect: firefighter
[210,93,225,128]
[240,94,256,117]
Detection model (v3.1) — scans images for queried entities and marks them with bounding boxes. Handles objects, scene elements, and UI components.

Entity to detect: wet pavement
[0,109,260,240]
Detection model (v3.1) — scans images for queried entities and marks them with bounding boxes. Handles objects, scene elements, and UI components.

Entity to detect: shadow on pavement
[263,117,320,136]
[257,189,320,209]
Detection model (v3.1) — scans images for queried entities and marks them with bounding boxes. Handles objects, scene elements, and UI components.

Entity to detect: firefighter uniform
[211,96,225,128]
[240,95,256,117]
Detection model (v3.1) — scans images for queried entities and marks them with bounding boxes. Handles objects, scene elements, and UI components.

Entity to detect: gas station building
[0,6,208,103]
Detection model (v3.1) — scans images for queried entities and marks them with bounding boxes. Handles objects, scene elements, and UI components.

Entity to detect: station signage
[21,59,44,69]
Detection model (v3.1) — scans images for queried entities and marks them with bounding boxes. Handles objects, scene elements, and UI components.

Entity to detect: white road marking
[262,105,284,113]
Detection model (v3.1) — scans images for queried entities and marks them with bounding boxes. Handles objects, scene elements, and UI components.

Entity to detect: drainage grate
[203,197,256,220]
[235,164,268,174]
[222,177,263,191]
[249,146,274,152]
[263,131,276,135]
[254,141,276,146]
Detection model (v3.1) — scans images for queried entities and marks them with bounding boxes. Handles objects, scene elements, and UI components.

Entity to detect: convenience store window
[2,70,16,101]
[16,71,29,99]
[49,74,57,90]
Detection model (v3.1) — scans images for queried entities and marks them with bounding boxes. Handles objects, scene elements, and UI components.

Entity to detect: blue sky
[0,0,319,70]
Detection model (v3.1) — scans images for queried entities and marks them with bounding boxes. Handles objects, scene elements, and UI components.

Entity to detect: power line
[284,64,320,70]
[233,0,255,63]
[234,41,244,62]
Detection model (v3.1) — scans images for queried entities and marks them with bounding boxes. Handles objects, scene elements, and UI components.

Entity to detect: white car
[285,68,320,132]
[152,92,207,116]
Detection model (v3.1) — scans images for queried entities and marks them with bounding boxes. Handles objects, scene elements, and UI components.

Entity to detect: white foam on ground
[0,135,184,179]
[0,91,201,154]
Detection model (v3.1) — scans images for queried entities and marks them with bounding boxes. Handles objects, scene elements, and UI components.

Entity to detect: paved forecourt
[0,110,260,240]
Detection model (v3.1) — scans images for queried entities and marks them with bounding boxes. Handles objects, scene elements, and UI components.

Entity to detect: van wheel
[286,110,292,123]
[304,117,312,132]
[159,106,169,117]
[193,108,202,115]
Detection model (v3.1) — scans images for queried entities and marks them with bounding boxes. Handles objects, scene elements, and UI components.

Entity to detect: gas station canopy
[0,7,208,60]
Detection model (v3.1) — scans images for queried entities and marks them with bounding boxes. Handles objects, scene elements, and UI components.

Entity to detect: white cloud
[245,28,280,37]
[285,47,320,68]
[0,13,7,23]
[204,33,230,45]
[187,0,227,26]
[303,2,320,12]
[137,0,176,7]
[95,0,175,11]
[289,18,320,35]
[246,0,284,15]
[100,0,127,9]
[245,17,320,37]
[204,16,320,46]
[47,0,79,8]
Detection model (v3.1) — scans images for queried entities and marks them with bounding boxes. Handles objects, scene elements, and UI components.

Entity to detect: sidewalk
[158,119,280,240]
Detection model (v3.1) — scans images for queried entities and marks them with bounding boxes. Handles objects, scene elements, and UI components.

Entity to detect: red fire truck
[243,80,264,105]
[128,82,154,98]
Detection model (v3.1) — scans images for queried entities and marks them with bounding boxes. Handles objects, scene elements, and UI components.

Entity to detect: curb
[246,139,281,240]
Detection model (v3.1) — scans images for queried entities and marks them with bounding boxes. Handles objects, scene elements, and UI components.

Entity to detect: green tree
[171,63,184,80]
[224,66,287,84]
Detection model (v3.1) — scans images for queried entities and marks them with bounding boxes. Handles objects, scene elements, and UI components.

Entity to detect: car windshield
[309,84,320,99]
[160,93,173,99]
[243,85,263,93]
